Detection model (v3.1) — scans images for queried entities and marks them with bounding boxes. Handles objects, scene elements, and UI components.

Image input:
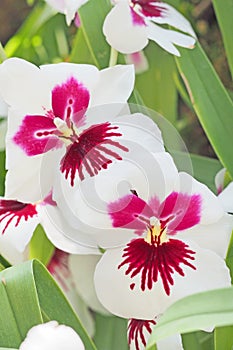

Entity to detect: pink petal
[60,122,128,186]
[108,194,153,231]
[159,191,201,232]
[13,115,61,156]
[52,76,90,128]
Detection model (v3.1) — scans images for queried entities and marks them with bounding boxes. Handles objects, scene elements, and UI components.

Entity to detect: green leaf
[0,260,96,350]
[226,230,233,283]
[0,151,6,196]
[182,330,214,350]
[175,43,233,179]
[171,151,222,192]
[94,313,128,350]
[212,0,233,79]
[5,3,55,58]
[136,43,178,124]
[214,325,233,350]
[0,255,11,270]
[29,224,55,266]
[77,0,111,69]
[70,28,95,65]
[147,287,233,349]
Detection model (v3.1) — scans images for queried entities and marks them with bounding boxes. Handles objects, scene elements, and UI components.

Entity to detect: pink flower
[103,0,196,55]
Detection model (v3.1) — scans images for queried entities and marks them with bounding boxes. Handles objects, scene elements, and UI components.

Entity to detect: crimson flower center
[118,215,196,295]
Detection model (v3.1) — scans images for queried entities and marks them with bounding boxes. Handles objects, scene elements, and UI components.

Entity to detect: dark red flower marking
[0,199,38,234]
[128,318,156,350]
[108,191,201,294]
[118,237,196,295]
[131,0,166,20]
[60,122,128,186]
[13,76,128,185]
[48,249,71,292]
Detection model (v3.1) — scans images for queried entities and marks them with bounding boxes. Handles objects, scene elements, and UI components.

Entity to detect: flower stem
[109,47,118,67]
[0,42,7,63]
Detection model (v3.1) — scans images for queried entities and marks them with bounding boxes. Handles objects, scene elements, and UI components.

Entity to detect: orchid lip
[108,191,201,294]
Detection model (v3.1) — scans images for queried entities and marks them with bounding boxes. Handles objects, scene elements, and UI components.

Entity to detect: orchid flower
[0,58,143,203]
[44,0,88,25]
[128,318,183,350]
[0,191,100,255]
[125,51,149,74]
[19,321,84,350]
[55,149,232,318]
[103,0,196,56]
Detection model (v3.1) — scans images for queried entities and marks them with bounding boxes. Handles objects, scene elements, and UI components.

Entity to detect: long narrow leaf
[212,0,233,79]
[0,260,97,350]
[176,43,233,179]
[77,0,111,69]
[147,287,233,348]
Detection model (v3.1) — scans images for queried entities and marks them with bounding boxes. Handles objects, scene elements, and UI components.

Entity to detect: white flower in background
[128,318,183,350]
[125,51,149,74]
[0,58,137,203]
[0,94,8,151]
[103,0,196,56]
[215,167,228,194]
[44,0,88,25]
[19,321,84,350]
[0,191,100,255]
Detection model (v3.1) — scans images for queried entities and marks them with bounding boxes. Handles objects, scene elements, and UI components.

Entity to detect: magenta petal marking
[48,249,70,292]
[13,115,61,156]
[159,192,202,232]
[108,194,154,230]
[0,199,38,234]
[128,319,156,350]
[118,238,196,295]
[60,122,128,186]
[130,7,146,26]
[132,0,166,18]
[52,77,90,128]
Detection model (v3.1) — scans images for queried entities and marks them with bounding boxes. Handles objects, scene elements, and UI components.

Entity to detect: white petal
[94,240,230,319]
[175,172,225,225]
[0,58,50,113]
[90,65,135,107]
[0,207,40,253]
[45,0,66,13]
[19,321,85,350]
[215,168,226,194]
[0,94,8,116]
[69,254,109,314]
[64,0,88,25]
[125,51,149,74]
[178,214,233,258]
[40,62,99,94]
[0,236,25,264]
[147,23,195,56]
[218,182,233,213]
[0,119,7,151]
[5,128,62,203]
[53,151,175,240]
[151,2,196,38]
[103,2,148,54]
[39,204,99,254]
[157,333,183,350]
